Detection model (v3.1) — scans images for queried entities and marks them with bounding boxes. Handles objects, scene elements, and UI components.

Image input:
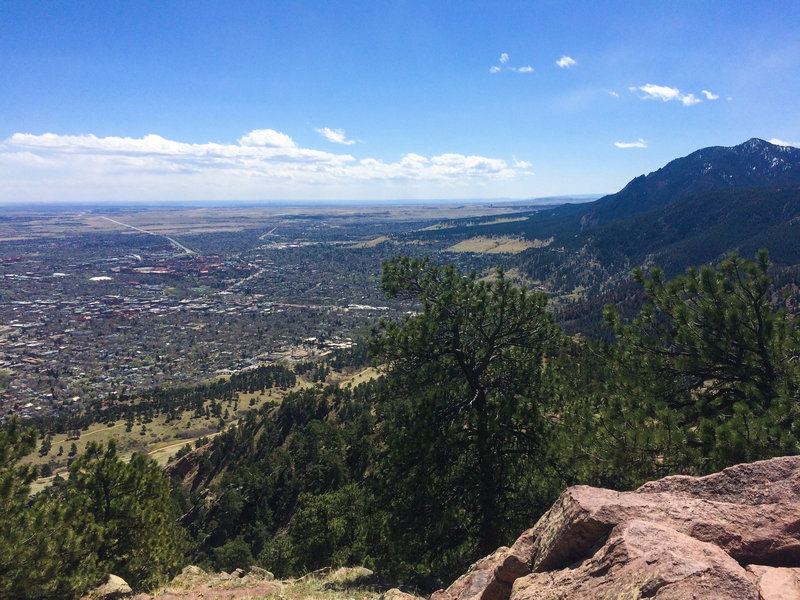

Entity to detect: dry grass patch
[337,366,381,387]
[26,378,304,489]
[140,565,396,600]
[447,236,551,254]
[467,216,528,227]
[351,236,391,248]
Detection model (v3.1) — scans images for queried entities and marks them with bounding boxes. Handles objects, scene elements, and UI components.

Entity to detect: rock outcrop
[433,456,800,600]
[84,574,133,599]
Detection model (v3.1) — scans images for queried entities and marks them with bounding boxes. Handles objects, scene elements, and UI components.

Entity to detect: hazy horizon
[2,2,798,205]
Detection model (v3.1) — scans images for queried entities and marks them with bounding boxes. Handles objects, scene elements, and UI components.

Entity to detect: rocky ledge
[432,455,800,600]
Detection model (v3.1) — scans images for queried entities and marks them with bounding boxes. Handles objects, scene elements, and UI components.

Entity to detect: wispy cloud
[513,158,532,168]
[0,130,530,202]
[607,90,620,98]
[701,90,719,100]
[316,127,356,145]
[769,138,800,148]
[490,53,533,73]
[614,139,647,149]
[556,56,576,68]
[630,83,701,106]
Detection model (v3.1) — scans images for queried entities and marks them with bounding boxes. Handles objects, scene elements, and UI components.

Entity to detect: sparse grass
[331,366,381,388]
[447,236,550,254]
[146,566,391,600]
[479,267,540,288]
[350,236,390,248]
[417,222,456,231]
[25,378,307,491]
[266,577,382,600]
[467,216,528,227]
[557,285,588,303]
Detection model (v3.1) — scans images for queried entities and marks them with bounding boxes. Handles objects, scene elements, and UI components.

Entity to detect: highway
[99,216,197,255]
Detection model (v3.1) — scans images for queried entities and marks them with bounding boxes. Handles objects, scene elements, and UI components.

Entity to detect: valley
[4,138,800,599]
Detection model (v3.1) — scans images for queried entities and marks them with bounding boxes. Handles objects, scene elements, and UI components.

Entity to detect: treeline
[32,364,296,435]
[294,341,370,382]
[4,251,800,598]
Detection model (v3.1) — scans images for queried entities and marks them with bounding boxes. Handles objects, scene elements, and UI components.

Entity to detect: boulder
[433,456,800,600]
[527,484,800,570]
[511,520,759,600]
[167,564,208,588]
[636,454,800,504]
[430,544,530,600]
[86,574,133,599]
[746,565,800,600]
[320,566,380,590]
[379,588,425,600]
[247,565,274,580]
[179,565,205,577]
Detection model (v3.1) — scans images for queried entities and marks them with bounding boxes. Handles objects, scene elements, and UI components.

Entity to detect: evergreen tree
[600,250,800,477]
[371,256,561,577]
[0,417,100,600]
[65,440,188,590]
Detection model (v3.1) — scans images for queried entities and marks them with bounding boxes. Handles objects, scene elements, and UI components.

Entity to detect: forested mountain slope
[165,252,800,589]
[516,183,800,302]
[413,138,800,248]
[579,137,800,227]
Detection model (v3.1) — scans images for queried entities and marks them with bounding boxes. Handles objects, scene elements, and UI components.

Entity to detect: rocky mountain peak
[580,137,800,228]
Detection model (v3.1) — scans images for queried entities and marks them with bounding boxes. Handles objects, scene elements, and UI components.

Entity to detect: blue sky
[1,1,799,204]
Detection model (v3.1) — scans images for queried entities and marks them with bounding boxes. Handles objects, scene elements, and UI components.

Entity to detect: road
[99,216,197,255]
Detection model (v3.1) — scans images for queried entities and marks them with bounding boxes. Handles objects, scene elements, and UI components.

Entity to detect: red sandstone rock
[636,455,800,504]
[430,544,530,600]
[432,456,800,600]
[528,484,800,570]
[746,565,800,600]
[511,520,759,600]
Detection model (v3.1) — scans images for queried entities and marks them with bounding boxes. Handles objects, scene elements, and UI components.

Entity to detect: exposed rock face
[165,442,214,490]
[514,520,759,600]
[430,544,530,600]
[433,456,800,600]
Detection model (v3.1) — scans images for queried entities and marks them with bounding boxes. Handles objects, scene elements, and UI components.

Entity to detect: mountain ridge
[579,138,800,228]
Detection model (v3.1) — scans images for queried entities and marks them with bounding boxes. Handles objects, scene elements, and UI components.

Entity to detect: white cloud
[768,138,800,148]
[238,129,296,147]
[608,90,620,98]
[614,139,647,149]
[316,127,356,145]
[631,83,702,106]
[556,56,576,68]
[701,90,719,100]
[491,53,532,73]
[513,158,532,168]
[0,130,530,202]
[680,93,700,106]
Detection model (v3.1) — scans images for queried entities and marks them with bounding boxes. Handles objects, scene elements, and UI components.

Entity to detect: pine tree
[0,417,100,600]
[602,250,800,475]
[371,256,561,576]
[65,440,187,590]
